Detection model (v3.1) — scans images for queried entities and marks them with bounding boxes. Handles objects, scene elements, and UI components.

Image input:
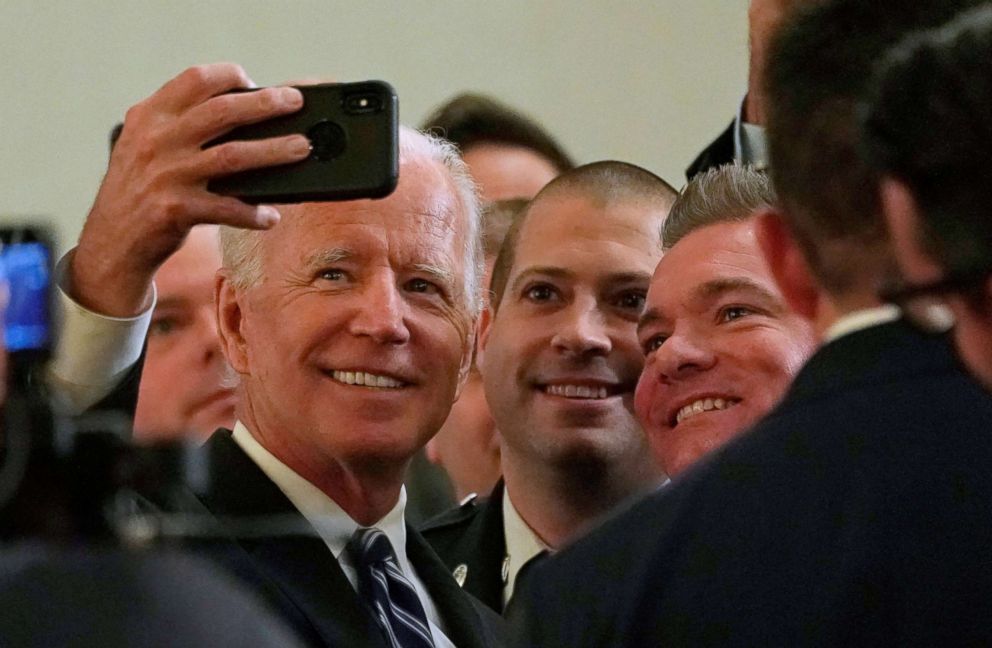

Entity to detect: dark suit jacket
[157,430,506,648]
[685,119,735,180]
[421,480,507,613]
[516,320,992,647]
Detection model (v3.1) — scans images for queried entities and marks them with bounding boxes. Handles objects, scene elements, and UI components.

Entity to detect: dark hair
[765,0,986,294]
[482,199,528,259]
[419,93,575,172]
[663,165,775,250]
[488,161,677,310]
[861,5,992,275]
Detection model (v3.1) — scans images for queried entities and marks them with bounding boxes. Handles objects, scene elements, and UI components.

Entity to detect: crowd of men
[4,0,992,645]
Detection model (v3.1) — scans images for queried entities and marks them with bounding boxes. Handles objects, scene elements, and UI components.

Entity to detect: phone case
[207,81,398,204]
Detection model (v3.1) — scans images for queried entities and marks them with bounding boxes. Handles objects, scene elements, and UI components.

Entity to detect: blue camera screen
[1,241,50,351]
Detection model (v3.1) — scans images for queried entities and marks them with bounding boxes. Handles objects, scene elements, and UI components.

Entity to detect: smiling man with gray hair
[47,63,505,647]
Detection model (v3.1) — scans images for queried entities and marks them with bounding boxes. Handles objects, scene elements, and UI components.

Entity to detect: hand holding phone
[72,63,309,319]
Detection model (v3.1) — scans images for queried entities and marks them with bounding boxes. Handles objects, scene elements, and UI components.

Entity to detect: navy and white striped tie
[348,527,436,648]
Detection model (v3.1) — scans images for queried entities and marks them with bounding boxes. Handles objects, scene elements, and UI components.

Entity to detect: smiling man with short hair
[421,161,676,613]
[635,165,815,477]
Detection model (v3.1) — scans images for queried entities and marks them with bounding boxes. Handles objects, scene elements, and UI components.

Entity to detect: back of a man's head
[861,4,992,277]
[765,0,985,296]
[488,161,677,309]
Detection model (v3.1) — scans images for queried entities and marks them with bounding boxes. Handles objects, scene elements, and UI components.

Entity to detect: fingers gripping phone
[206,81,399,204]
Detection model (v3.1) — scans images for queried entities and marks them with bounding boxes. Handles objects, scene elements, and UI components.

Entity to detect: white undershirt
[501,488,550,607]
[232,422,455,648]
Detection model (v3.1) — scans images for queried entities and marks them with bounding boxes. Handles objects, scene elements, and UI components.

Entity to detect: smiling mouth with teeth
[544,384,612,400]
[674,397,740,425]
[330,370,406,389]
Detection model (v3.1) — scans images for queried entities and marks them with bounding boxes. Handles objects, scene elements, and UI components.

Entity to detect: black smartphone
[206,81,399,204]
[0,225,53,355]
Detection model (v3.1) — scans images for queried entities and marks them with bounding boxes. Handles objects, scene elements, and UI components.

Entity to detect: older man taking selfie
[49,63,504,647]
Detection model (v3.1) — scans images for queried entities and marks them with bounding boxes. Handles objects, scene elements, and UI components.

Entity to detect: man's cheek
[633,373,660,431]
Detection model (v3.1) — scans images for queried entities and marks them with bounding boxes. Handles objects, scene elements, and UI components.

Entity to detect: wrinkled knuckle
[182,64,211,88]
[131,137,160,165]
[255,87,281,113]
[123,103,146,128]
[212,144,242,172]
[206,96,235,131]
[155,194,190,225]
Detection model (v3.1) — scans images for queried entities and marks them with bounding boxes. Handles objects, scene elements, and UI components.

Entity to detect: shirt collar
[823,304,901,344]
[230,421,408,563]
[733,95,769,171]
[501,488,550,605]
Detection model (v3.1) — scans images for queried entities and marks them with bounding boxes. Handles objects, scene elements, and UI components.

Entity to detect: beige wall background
[0,1,748,251]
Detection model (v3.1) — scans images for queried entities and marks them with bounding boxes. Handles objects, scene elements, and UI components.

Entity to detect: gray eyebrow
[304,247,352,270]
[414,263,455,288]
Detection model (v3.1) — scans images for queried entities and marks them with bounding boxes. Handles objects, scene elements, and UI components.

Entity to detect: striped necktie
[348,527,437,648]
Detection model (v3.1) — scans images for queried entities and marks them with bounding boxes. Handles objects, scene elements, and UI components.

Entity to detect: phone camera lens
[344,93,382,114]
[306,121,346,161]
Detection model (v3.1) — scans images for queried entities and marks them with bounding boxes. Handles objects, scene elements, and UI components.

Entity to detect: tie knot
[349,527,396,566]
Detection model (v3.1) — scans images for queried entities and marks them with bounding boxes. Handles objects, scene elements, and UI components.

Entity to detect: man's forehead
[517,195,664,259]
[655,221,759,276]
[650,221,775,305]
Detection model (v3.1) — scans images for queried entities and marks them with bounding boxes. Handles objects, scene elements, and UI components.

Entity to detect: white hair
[219,126,484,315]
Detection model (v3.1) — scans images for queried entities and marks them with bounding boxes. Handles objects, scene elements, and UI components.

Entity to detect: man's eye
[642,334,667,354]
[525,284,556,302]
[720,306,754,322]
[406,278,439,294]
[150,318,177,336]
[319,269,345,281]
[616,291,647,311]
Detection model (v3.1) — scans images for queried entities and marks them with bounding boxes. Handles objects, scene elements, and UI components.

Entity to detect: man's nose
[348,276,411,345]
[652,329,716,382]
[550,299,612,357]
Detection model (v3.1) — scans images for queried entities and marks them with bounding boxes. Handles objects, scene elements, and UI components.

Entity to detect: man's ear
[755,207,820,322]
[453,312,482,401]
[474,305,495,374]
[215,270,250,374]
[880,177,944,281]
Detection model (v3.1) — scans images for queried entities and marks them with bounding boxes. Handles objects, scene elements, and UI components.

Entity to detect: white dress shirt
[733,96,770,171]
[501,488,550,607]
[46,251,153,414]
[231,422,455,648]
[824,305,901,344]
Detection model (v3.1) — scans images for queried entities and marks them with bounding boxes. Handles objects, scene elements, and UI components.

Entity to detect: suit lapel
[470,481,509,612]
[197,431,386,648]
[408,526,500,648]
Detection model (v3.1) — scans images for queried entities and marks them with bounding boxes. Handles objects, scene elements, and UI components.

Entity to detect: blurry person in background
[425,199,527,502]
[420,93,574,201]
[686,0,816,178]
[635,165,815,477]
[132,225,234,442]
[862,4,992,392]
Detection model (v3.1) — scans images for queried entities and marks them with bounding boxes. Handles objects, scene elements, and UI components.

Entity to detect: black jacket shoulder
[420,481,506,613]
